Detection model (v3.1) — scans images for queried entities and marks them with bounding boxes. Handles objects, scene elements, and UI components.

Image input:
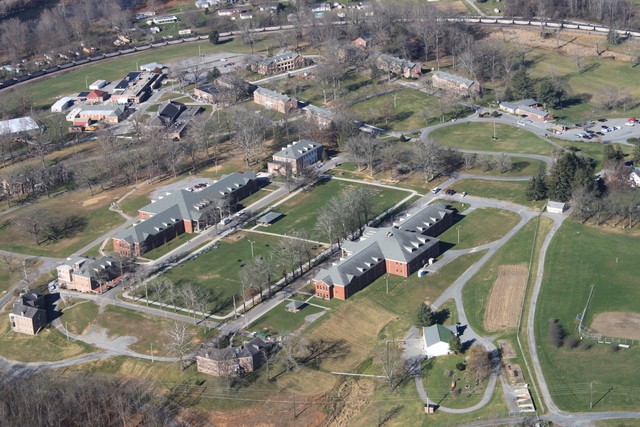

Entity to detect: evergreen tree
[509,69,534,100]
[535,77,567,108]
[449,335,462,354]
[209,30,220,45]
[548,152,595,202]
[415,303,434,327]
[527,163,548,201]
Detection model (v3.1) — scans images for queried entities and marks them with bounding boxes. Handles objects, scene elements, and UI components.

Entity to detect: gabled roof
[499,99,538,111]
[77,104,124,117]
[516,104,549,117]
[195,83,234,96]
[157,100,185,125]
[272,140,323,160]
[87,90,107,98]
[259,51,300,66]
[199,337,266,360]
[393,203,453,235]
[547,201,566,210]
[0,116,39,135]
[377,53,417,70]
[423,324,454,347]
[302,104,334,120]
[255,87,294,103]
[114,205,183,244]
[433,70,477,88]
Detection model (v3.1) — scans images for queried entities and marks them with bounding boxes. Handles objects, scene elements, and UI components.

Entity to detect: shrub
[456,362,466,371]
[564,337,578,349]
[548,318,565,348]
[579,340,592,350]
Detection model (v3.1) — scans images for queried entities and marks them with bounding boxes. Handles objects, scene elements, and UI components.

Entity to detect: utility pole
[590,381,593,408]
[457,225,461,244]
[248,240,255,258]
[385,274,389,294]
[233,295,237,318]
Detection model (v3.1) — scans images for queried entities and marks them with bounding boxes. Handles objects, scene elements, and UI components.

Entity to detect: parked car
[431,187,441,194]
[517,120,527,126]
[461,191,468,197]
[614,125,622,130]
[625,121,635,127]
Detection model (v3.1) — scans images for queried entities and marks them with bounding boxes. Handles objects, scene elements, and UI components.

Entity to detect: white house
[423,324,455,358]
[546,201,566,214]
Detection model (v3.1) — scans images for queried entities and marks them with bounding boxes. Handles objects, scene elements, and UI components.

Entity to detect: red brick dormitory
[313,203,453,300]
[112,172,259,257]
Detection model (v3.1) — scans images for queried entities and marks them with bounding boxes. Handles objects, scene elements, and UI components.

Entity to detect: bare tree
[466,344,492,382]
[164,321,194,370]
[17,208,49,245]
[376,341,407,391]
[180,283,202,323]
[495,153,513,173]
[343,134,383,176]
[0,18,29,62]
[232,109,268,166]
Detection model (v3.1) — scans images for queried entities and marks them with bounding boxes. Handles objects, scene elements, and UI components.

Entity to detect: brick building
[66,105,125,125]
[253,51,306,76]
[302,104,335,129]
[253,87,298,114]
[499,99,553,122]
[267,140,324,176]
[431,71,481,97]
[313,203,453,300]
[376,54,421,79]
[113,172,259,256]
[56,256,120,293]
[9,291,47,335]
[110,71,162,104]
[196,338,269,376]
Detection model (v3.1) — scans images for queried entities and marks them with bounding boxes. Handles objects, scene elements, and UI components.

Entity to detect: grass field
[430,122,554,156]
[0,188,125,257]
[453,179,547,210]
[162,232,286,314]
[248,300,325,335]
[61,300,100,335]
[119,194,150,217]
[554,140,633,170]
[350,89,472,131]
[265,179,410,240]
[438,208,520,250]
[534,220,640,411]
[464,156,546,178]
[422,354,490,409]
[528,48,640,124]
[463,217,553,336]
[10,37,274,109]
[0,310,94,362]
[142,232,193,260]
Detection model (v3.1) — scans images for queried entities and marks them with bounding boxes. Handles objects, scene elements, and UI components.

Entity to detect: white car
[431,187,441,194]
[614,125,622,130]
[625,122,635,127]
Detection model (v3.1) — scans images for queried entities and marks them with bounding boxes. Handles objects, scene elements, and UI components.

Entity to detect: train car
[594,26,609,33]
[136,45,152,50]
[58,62,73,69]
[265,26,280,31]
[73,59,89,65]
[514,19,530,25]
[167,39,182,45]
[480,18,498,24]
[104,51,120,57]
[563,23,578,29]
[28,71,45,78]
[89,55,104,61]
[497,18,514,24]
[546,22,561,28]
[44,66,59,73]
[184,37,199,42]
[578,24,595,31]
[15,75,29,82]
[629,31,640,37]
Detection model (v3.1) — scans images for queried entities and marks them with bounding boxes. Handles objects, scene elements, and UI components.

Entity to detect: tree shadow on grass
[42,215,87,244]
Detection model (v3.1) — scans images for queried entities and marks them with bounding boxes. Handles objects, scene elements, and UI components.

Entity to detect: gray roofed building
[253,87,298,113]
[303,104,335,128]
[254,51,306,75]
[113,205,183,245]
[257,211,283,225]
[376,54,421,78]
[56,255,120,293]
[499,98,538,114]
[285,300,306,312]
[268,140,323,176]
[393,203,453,237]
[196,337,271,376]
[432,71,481,96]
[9,291,47,335]
[255,87,293,103]
[273,140,322,160]
[0,116,39,136]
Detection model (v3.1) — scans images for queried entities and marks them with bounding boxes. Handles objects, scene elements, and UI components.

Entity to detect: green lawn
[142,232,194,260]
[534,220,640,411]
[463,216,553,336]
[528,48,640,124]
[422,354,490,409]
[162,232,285,314]
[265,178,410,240]
[554,140,633,170]
[464,156,546,178]
[61,300,100,335]
[0,313,94,362]
[119,194,150,217]
[438,208,520,250]
[248,301,325,334]
[430,122,553,156]
[453,179,547,210]
[0,190,124,257]
[350,89,472,131]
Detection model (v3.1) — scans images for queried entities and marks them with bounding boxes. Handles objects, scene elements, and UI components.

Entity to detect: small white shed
[50,97,74,113]
[547,201,566,214]
[423,324,455,358]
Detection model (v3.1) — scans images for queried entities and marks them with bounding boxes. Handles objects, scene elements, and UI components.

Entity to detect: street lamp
[248,239,255,258]
[456,225,461,244]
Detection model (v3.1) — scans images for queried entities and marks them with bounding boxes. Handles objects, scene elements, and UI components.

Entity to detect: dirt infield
[590,312,640,340]
[484,264,529,332]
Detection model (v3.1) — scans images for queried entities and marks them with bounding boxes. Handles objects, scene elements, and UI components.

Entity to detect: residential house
[57,256,120,293]
[113,172,259,256]
[423,324,455,358]
[86,89,110,104]
[50,97,74,113]
[499,99,552,122]
[111,71,162,104]
[66,105,125,125]
[376,54,421,79]
[268,140,323,175]
[196,338,270,376]
[352,36,371,49]
[0,116,39,136]
[150,100,203,139]
[9,291,48,335]
[303,104,335,129]
[253,87,298,113]
[253,51,306,76]
[431,71,481,97]
[313,203,453,300]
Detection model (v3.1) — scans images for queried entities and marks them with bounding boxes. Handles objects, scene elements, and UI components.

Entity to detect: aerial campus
[3,0,640,426]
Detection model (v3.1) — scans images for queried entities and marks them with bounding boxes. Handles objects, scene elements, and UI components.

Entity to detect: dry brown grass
[590,312,640,340]
[484,264,528,332]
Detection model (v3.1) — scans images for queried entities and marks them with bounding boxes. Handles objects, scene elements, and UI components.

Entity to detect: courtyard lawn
[0,312,94,362]
[430,122,554,156]
[142,232,193,260]
[438,208,520,250]
[248,301,325,335]
[463,216,553,336]
[119,194,151,217]
[422,354,490,409]
[162,232,285,314]
[61,300,100,335]
[350,89,472,131]
[0,188,125,257]
[453,179,547,210]
[265,178,411,240]
[534,220,640,411]
[463,156,547,178]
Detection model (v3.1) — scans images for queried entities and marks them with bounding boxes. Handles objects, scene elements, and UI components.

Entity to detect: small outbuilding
[423,324,455,358]
[546,201,566,214]
[257,211,283,226]
[285,300,306,313]
[89,80,108,90]
[50,97,74,113]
